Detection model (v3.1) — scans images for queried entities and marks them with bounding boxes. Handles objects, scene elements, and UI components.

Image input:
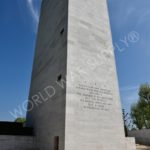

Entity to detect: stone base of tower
[126,137,136,150]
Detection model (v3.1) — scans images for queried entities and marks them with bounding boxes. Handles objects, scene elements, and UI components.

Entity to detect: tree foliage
[122,109,128,136]
[131,84,150,129]
[15,117,26,124]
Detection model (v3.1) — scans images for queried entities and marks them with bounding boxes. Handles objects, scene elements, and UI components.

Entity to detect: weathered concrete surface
[0,135,36,150]
[26,0,68,149]
[129,129,150,146]
[26,0,135,150]
[65,0,134,150]
[126,138,136,150]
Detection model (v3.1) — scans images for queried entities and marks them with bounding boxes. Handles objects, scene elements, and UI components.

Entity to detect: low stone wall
[128,129,150,146]
[0,135,37,150]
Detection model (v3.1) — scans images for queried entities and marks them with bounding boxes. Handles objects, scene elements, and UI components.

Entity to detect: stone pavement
[136,144,150,150]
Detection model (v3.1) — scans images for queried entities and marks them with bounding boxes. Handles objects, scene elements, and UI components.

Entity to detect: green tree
[15,117,26,125]
[131,83,150,129]
[122,109,128,137]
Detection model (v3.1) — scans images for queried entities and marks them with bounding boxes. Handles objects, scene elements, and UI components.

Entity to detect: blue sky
[108,0,150,113]
[0,0,150,121]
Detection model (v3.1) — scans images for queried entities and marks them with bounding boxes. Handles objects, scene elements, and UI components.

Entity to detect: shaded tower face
[27,0,129,150]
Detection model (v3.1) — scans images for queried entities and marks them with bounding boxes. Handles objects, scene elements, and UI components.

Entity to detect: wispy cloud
[121,91,139,112]
[120,85,139,112]
[27,0,39,23]
[26,0,41,32]
[120,85,139,92]
[126,92,138,101]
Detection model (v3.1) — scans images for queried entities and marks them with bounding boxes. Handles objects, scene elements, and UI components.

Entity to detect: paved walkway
[136,144,150,150]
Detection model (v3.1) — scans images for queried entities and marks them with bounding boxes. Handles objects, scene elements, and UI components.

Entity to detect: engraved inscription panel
[76,82,113,111]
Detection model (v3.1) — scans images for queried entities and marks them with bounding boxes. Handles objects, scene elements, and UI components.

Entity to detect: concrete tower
[27,0,135,150]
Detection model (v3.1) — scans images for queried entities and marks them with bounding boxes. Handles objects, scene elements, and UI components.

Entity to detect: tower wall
[26,0,68,149]
[65,0,126,150]
[27,0,135,150]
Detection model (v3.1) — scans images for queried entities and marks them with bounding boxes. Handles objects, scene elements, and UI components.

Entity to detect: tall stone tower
[27,0,135,150]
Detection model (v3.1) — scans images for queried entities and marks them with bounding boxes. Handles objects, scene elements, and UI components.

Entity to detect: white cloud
[120,86,139,112]
[136,9,150,26]
[120,85,139,92]
[26,0,41,32]
[126,92,138,102]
